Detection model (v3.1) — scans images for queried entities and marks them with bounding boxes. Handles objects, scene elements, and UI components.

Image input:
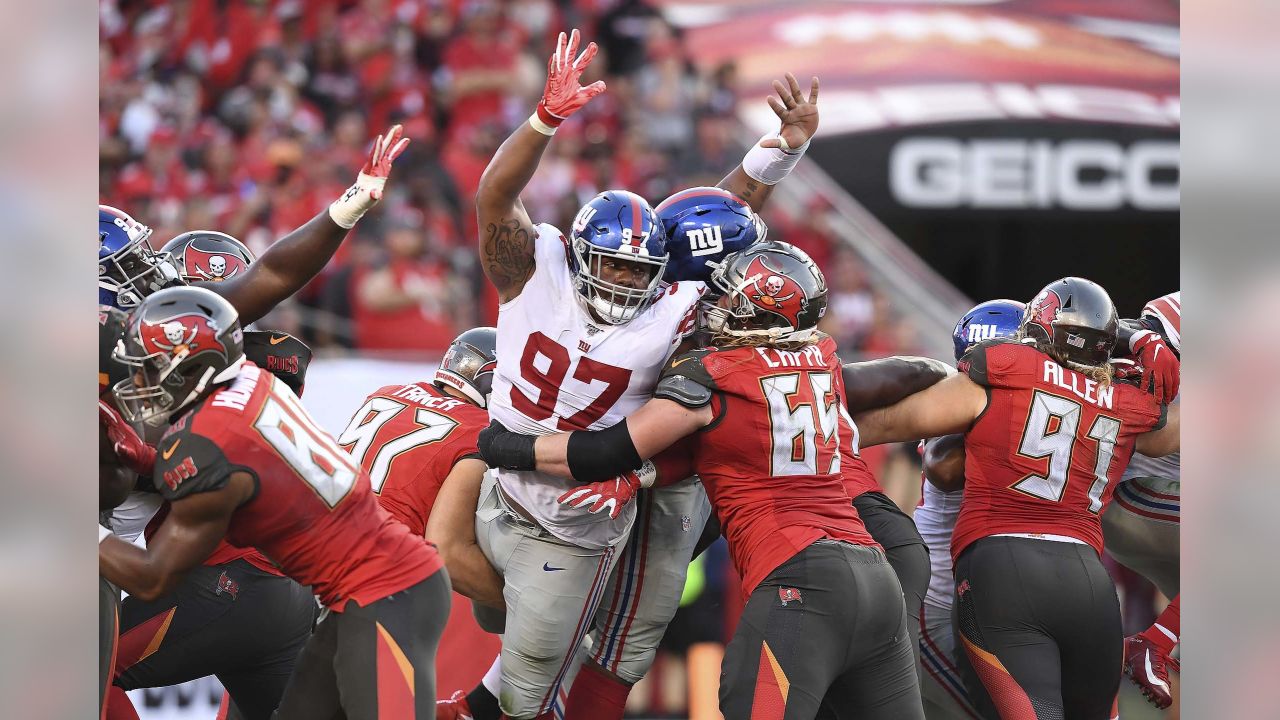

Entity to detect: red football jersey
[663,335,878,596]
[337,382,489,536]
[952,341,1166,560]
[838,411,882,500]
[151,363,442,609]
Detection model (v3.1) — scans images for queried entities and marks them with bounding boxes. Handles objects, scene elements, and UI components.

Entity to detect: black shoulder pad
[655,350,716,408]
[99,306,130,394]
[243,331,313,397]
[152,426,234,502]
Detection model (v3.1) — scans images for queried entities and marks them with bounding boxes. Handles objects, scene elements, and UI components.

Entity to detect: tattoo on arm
[482,219,535,298]
[738,179,759,204]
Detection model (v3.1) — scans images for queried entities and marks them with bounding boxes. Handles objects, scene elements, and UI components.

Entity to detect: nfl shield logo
[680,515,692,532]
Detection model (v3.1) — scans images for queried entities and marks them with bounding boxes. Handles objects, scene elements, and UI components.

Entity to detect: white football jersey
[110,491,164,543]
[490,223,703,549]
[915,476,964,610]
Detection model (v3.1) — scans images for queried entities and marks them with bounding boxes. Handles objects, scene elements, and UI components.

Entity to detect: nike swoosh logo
[670,357,694,369]
[542,563,566,572]
[162,439,181,460]
[269,335,289,345]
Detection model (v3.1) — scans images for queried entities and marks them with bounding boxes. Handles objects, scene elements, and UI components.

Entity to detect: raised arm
[477,29,605,302]
[718,73,819,211]
[842,356,954,413]
[211,125,409,325]
[98,475,251,601]
[425,458,505,610]
[854,372,989,447]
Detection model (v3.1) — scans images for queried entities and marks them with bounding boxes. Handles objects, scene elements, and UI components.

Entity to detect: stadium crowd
[99,0,917,357]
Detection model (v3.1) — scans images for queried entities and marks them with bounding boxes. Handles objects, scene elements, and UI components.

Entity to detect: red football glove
[1129,329,1179,404]
[100,399,156,476]
[557,463,656,520]
[328,124,411,228]
[532,29,606,133]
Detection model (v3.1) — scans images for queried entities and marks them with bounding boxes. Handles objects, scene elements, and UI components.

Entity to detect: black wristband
[477,420,537,471]
[566,420,642,483]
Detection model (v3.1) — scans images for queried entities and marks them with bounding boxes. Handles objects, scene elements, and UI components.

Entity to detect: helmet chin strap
[168,355,247,421]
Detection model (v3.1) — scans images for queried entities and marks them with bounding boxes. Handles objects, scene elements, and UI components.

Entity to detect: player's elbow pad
[567,420,643,483]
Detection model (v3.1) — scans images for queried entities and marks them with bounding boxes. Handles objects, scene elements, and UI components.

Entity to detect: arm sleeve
[152,426,236,502]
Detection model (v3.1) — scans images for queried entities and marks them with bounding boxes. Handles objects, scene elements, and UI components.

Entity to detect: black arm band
[566,420,642,483]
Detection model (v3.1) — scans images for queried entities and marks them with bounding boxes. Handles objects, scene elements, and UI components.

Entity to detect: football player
[480,242,926,719]
[336,327,505,610]
[100,247,320,719]
[853,277,1179,720]
[1104,291,1181,709]
[913,299,1025,720]
[450,27,822,720]
[99,287,450,720]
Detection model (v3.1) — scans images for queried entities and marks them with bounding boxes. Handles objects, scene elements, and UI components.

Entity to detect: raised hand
[328,124,411,228]
[533,29,607,133]
[760,73,820,151]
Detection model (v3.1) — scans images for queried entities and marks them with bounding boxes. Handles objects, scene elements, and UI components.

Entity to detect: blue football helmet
[952,299,1026,361]
[656,186,767,284]
[568,190,668,325]
[99,205,181,308]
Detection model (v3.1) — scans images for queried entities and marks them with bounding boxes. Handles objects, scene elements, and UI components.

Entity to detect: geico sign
[890,138,1178,210]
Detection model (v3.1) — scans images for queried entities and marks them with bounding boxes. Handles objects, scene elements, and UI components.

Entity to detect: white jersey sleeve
[915,477,964,611]
[109,491,165,543]
[489,223,704,549]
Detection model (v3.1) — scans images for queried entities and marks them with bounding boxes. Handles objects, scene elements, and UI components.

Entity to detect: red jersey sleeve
[960,340,1038,389]
[152,414,243,501]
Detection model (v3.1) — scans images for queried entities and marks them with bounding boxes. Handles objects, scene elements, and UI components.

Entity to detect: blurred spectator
[352,216,462,353]
[99,0,910,367]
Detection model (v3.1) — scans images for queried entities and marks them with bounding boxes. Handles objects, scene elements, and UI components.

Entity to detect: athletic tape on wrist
[528,111,558,136]
[634,460,657,489]
[327,174,385,229]
[99,525,112,544]
[741,132,810,185]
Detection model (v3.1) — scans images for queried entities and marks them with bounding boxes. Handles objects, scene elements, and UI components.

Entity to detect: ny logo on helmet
[141,313,229,359]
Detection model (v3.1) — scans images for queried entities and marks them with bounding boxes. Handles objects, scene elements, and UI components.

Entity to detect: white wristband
[327,172,387,229]
[99,525,113,544]
[741,132,810,185]
[528,112,558,136]
[634,460,657,489]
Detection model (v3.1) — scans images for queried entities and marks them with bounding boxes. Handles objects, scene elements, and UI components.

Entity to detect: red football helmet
[702,241,827,344]
[113,286,245,425]
[161,231,256,283]
[1019,277,1118,370]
